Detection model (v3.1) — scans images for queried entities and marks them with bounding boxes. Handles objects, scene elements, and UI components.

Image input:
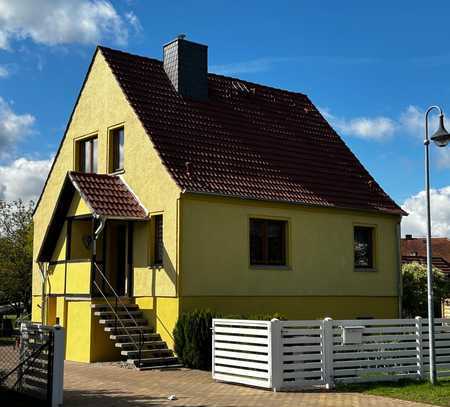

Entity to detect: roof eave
[181,189,405,217]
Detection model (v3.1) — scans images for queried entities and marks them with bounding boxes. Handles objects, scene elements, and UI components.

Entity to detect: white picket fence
[212,317,450,391]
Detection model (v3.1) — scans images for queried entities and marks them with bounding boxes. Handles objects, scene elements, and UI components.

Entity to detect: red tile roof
[401,237,450,264]
[401,255,450,275]
[69,172,147,219]
[99,46,403,215]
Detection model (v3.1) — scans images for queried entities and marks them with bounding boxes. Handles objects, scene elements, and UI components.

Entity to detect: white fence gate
[212,317,450,391]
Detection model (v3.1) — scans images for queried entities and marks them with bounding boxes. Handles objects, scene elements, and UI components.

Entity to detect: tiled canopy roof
[99,46,404,215]
[69,172,147,219]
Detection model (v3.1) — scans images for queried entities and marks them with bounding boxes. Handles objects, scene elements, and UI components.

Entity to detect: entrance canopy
[37,171,147,262]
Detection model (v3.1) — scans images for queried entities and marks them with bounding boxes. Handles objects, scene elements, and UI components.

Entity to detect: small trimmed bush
[173,309,285,370]
[173,309,217,370]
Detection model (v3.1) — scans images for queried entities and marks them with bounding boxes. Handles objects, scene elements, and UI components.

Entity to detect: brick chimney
[163,35,208,101]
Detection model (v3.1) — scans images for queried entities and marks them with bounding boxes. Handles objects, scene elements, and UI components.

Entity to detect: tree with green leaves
[402,262,450,318]
[0,200,34,317]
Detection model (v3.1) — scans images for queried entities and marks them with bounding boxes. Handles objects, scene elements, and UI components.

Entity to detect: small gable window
[78,136,98,173]
[250,218,287,266]
[110,127,124,172]
[354,226,374,270]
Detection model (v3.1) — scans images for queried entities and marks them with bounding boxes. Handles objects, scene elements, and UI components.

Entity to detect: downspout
[91,215,106,293]
[38,262,48,324]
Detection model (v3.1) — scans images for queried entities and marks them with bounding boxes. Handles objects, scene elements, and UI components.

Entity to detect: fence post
[323,317,334,389]
[270,318,282,392]
[211,319,215,377]
[51,325,65,407]
[415,316,424,380]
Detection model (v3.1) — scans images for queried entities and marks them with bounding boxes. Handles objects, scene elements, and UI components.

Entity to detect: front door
[107,222,129,297]
[115,224,127,296]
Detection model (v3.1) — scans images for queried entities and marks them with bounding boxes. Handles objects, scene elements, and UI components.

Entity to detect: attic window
[110,127,124,173]
[77,136,98,173]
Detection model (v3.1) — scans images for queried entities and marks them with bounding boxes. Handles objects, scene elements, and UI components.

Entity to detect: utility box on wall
[342,326,364,344]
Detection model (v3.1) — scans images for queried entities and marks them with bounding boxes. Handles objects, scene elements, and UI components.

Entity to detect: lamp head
[431,114,450,147]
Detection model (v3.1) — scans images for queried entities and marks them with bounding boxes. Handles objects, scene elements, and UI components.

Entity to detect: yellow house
[32,36,405,367]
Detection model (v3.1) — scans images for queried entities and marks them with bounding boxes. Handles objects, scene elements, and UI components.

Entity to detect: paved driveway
[64,361,434,407]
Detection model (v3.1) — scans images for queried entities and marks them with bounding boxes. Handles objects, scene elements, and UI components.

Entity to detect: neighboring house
[32,36,405,365]
[401,234,450,317]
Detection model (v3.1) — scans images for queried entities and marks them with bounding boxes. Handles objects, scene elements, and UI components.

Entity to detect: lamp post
[424,105,450,384]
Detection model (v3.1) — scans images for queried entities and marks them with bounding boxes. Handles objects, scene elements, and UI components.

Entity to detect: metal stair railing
[92,263,145,368]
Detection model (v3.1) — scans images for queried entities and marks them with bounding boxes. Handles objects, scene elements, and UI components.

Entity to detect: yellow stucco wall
[180,296,398,320]
[135,296,179,349]
[65,301,92,362]
[67,193,91,217]
[179,194,401,318]
[444,299,450,319]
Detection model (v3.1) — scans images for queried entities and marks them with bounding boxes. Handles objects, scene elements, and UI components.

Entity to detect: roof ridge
[98,45,309,98]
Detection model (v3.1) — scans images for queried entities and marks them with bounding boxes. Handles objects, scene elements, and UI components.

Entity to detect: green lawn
[338,377,450,406]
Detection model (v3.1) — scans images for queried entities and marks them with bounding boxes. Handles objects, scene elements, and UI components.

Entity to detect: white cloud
[124,11,142,33]
[401,186,450,238]
[0,97,35,156]
[320,108,396,141]
[0,65,9,78]
[0,157,52,202]
[210,58,285,75]
[320,105,449,142]
[399,105,423,136]
[437,148,450,169]
[0,0,139,49]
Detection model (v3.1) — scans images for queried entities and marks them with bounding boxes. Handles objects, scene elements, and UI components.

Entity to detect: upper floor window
[354,226,374,270]
[250,218,287,266]
[78,137,97,173]
[110,127,124,172]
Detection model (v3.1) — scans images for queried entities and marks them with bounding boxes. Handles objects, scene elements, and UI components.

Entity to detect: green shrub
[173,309,285,370]
[173,309,217,370]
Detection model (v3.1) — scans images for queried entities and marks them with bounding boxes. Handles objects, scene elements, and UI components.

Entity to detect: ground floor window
[354,226,374,269]
[250,218,287,266]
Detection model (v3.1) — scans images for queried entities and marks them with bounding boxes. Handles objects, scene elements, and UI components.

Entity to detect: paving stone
[63,361,436,407]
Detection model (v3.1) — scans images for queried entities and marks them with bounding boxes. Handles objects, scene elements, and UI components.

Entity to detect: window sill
[354,267,377,272]
[110,169,125,175]
[250,265,291,271]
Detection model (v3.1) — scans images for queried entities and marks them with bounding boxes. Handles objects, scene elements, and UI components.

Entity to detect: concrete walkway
[64,361,435,407]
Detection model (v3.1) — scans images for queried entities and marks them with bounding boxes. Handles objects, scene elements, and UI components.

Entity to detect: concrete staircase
[92,302,181,370]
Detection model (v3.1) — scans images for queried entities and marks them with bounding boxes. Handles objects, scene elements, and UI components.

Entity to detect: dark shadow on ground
[64,388,210,407]
[0,390,46,407]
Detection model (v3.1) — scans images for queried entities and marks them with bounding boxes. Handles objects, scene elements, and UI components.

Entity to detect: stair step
[25,367,48,380]
[121,348,173,357]
[104,325,152,333]
[91,303,138,310]
[99,318,147,326]
[115,340,166,349]
[110,332,158,341]
[94,310,142,317]
[137,364,183,371]
[128,356,180,367]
